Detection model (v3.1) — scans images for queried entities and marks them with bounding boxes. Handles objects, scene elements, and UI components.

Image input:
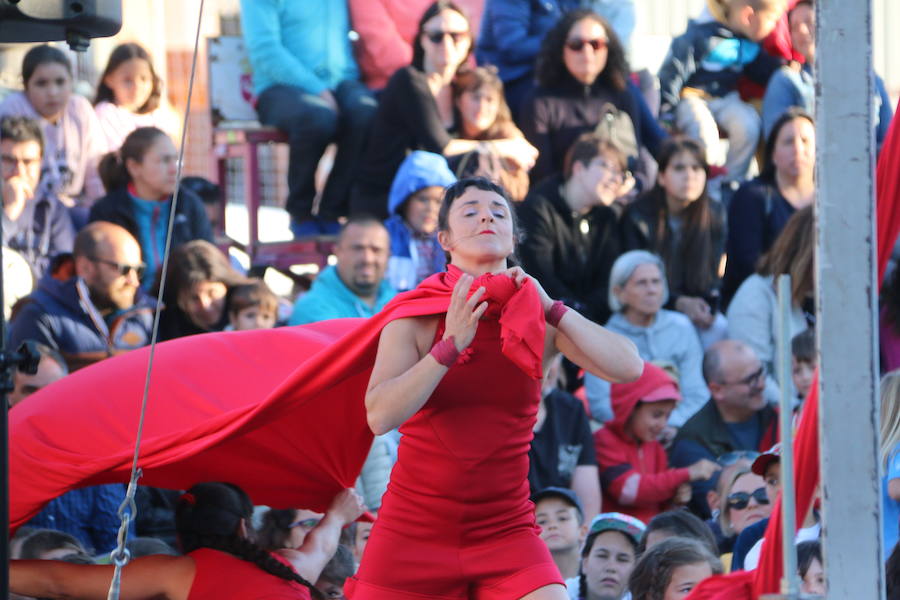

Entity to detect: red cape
[9,266,544,528]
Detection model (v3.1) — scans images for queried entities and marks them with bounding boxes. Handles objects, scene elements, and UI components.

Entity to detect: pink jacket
[349,0,484,90]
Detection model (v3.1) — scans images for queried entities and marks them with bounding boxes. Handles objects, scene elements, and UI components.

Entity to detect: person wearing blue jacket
[383,151,456,292]
[289,217,396,325]
[240,1,377,236]
[8,221,157,372]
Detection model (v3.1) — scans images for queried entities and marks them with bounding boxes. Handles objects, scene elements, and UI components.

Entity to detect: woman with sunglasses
[352,1,538,219]
[89,127,213,290]
[716,469,771,570]
[521,10,664,184]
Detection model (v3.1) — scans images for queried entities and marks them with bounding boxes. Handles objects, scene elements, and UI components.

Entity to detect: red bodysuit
[347,270,563,599]
[187,548,311,599]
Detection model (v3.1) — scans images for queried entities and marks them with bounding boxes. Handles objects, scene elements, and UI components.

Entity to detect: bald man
[668,339,779,519]
[8,221,158,371]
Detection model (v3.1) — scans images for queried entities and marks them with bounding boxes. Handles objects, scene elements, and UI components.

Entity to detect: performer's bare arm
[281,488,365,582]
[365,274,488,435]
[11,554,192,600]
[551,309,643,383]
[500,267,642,383]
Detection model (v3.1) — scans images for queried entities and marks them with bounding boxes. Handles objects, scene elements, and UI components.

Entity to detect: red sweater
[594,363,691,524]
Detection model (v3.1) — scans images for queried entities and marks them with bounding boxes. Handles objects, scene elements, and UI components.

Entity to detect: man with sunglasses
[9,221,156,371]
[668,339,779,519]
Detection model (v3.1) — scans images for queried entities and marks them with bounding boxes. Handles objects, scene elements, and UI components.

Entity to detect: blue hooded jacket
[384,151,456,292]
[8,256,158,370]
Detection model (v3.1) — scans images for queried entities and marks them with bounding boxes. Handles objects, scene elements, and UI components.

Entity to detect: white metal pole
[815,0,884,598]
[776,275,799,597]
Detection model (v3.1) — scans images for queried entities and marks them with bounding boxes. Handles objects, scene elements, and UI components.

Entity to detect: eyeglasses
[424,29,468,45]
[592,158,628,183]
[87,256,146,279]
[288,518,321,529]
[719,365,766,387]
[727,487,769,510]
[565,37,608,52]
[717,450,760,467]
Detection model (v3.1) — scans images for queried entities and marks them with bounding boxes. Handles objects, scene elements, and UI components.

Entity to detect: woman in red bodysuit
[10,482,364,600]
[346,177,643,600]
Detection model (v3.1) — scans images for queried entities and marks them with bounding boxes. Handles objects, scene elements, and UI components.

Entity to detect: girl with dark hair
[722,108,815,305]
[353,2,537,219]
[639,509,720,557]
[157,239,248,341]
[521,10,663,184]
[258,508,325,552]
[628,536,723,600]
[0,44,106,211]
[796,540,825,596]
[93,42,180,150]
[89,126,212,289]
[575,513,645,600]
[621,137,727,346]
[10,482,365,599]
[346,176,642,599]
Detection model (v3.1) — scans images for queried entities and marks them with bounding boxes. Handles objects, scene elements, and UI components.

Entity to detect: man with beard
[8,221,155,371]
[289,216,396,324]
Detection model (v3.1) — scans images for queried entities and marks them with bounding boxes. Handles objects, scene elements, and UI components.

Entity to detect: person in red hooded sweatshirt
[595,362,721,524]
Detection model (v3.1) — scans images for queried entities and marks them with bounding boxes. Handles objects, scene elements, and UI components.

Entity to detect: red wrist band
[547,300,569,328]
[430,336,460,367]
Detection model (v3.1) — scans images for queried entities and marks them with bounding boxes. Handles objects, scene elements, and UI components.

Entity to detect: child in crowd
[595,362,720,524]
[384,151,456,292]
[93,42,180,151]
[658,0,787,182]
[0,45,106,216]
[628,536,723,600]
[639,509,720,558]
[797,539,826,596]
[533,487,588,580]
[791,328,815,403]
[572,513,646,600]
[315,544,354,600]
[227,279,279,331]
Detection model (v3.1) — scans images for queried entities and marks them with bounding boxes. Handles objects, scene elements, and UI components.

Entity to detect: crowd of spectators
[2,0,899,597]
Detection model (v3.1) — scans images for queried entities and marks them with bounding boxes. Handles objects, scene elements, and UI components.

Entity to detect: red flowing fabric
[689,84,900,600]
[877,101,900,284]
[9,266,544,528]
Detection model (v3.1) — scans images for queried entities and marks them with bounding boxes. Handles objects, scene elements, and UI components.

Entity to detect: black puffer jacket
[517,175,623,324]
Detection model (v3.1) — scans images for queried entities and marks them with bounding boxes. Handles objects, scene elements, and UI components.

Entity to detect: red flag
[877,100,900,285]
[690,82,898,600]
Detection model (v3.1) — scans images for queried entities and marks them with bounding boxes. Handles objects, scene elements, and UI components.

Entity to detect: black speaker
[0,0,122,50]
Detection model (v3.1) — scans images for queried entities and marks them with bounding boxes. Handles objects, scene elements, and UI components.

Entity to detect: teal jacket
[289,266,396,325]
[240,0,359,96]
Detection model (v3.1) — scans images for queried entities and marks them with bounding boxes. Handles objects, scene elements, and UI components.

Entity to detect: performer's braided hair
[176,482,323,599]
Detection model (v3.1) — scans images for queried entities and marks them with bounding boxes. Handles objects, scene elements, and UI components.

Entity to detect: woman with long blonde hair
[881,370,900,557]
